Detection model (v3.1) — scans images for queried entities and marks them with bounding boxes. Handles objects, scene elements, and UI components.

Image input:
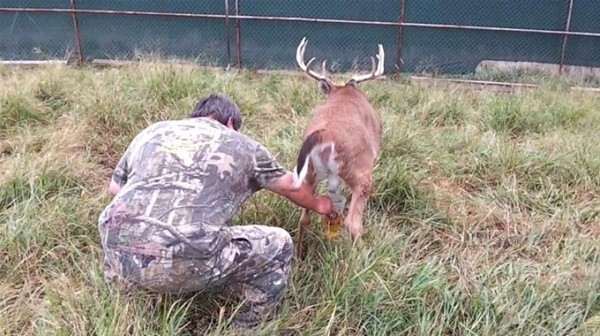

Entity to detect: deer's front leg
[296,208,311,258]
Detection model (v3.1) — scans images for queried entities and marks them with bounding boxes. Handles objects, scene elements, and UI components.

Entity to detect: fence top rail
[1,7,599,38]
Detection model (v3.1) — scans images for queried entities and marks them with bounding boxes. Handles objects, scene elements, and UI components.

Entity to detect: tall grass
[0,60,598,335]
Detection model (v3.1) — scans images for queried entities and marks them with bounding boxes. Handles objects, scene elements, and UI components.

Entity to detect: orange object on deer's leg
[323,212,343,240]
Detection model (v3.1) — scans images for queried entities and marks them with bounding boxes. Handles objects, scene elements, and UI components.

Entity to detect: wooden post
[559,0,575,75]
[396,0,406,74]
[69,0,84,65]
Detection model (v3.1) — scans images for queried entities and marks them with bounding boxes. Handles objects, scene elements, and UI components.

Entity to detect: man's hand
[314,196,334,215]
[265,172,333,215]
[108,179,121,196]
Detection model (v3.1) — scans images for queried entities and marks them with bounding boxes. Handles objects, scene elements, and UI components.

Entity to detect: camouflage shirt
[97,117,287,260]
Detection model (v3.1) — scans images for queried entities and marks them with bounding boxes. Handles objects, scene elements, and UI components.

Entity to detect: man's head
[190,93,242,131]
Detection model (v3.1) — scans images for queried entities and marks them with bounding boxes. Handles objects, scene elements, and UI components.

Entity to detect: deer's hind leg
[343,170,374,245]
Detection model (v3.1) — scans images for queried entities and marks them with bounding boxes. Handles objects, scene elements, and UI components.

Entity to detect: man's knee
[265,226,293,264]
[252,225,291,240]
[269,226,293,247]
[238,225,293,253]
[229,225,294,275]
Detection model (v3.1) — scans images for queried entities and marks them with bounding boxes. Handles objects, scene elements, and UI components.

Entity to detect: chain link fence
[563,0,600,69]
[0,0,74,60]
[401,0,568,74]
[75,0,228,65]
[1,0,599,76]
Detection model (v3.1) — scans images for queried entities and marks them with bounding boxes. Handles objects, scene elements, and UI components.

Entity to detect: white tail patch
[292,158,309,190]
[292,142,338,189]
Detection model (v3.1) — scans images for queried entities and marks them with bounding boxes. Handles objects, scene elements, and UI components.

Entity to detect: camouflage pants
[101,224,294,329]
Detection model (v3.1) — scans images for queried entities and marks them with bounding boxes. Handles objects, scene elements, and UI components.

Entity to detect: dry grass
[0,59,599,336]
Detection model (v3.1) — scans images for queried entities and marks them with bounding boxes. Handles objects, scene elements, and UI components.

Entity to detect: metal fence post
[224,0,231,68]
[559,0,575,75]
[235,0,242,69]
[396,0,406,75]
[69,0,84,65]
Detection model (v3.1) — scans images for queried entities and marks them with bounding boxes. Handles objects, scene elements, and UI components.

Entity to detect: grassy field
[0,60,599,336]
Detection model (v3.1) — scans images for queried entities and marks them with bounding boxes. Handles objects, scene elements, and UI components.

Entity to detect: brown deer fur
[291,37,385,255]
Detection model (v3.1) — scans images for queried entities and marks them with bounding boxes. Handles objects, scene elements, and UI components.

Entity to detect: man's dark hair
[190,93,242,131]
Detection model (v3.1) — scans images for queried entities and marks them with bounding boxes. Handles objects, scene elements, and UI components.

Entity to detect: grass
[0,59,599,336]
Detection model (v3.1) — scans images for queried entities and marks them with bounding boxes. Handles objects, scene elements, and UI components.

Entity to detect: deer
[291,37,385,256]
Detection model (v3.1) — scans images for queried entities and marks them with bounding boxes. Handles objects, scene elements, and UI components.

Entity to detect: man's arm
[264,171,332,215]
[108,141,134,196]
[252,144,332,215]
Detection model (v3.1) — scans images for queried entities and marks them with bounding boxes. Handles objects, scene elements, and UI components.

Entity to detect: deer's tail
[292,130,335,189]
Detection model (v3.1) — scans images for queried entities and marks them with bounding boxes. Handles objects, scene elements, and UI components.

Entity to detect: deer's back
[304,92,382,176]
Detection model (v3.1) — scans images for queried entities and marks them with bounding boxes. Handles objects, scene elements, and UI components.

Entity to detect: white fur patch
[292,158,309,189]
[292,142,338,189]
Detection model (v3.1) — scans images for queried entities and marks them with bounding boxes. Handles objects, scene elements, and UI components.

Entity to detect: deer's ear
[318,79,331,95]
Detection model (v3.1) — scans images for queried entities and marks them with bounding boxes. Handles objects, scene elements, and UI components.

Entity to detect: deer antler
[349,44,385,84]
[296,37,333,84]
